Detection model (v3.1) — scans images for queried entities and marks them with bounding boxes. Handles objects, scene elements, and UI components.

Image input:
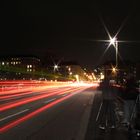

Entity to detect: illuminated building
[59,61,90,81]
[0,56,40,80]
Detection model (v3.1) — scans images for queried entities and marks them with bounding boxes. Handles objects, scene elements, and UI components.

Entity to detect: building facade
[0,56,40,80]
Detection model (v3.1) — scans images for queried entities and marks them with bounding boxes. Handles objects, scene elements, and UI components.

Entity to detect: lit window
[13,62,15,65]
[27,65,30,68]
[30,69,32,72]
[16,62,18,64]
[30,65,32,68]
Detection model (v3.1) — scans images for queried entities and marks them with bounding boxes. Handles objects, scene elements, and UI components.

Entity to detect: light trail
[0,91,33,100]
[0,80,72,95]
[0,87,71,100]
[0,87,32,95]
[0,87,82,112]
[0,87,72,106]
[0,87,88,133]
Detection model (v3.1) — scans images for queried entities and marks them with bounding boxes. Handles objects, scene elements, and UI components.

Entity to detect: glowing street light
[100,72,105,80]
[109,36,118,67]
[112,67,117,73]
[109,37,116,46]
[69,72,72,75]
[54,65,59,72]
[54,65,58,69]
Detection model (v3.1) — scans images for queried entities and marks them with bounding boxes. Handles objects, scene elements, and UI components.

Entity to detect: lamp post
[109,37,118,68]
[109,37,119,83]
[115,39,118,68]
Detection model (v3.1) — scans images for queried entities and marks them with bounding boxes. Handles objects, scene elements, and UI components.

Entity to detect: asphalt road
[0,84,97,140]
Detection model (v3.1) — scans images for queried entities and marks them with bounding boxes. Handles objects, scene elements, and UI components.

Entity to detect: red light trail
[0,87,83,112]
[0,87,88,133]
[0,81,95,133]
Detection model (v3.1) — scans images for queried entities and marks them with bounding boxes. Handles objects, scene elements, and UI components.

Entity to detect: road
[0,82,97,140]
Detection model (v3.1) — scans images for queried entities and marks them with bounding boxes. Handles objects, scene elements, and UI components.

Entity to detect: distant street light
[69,72,72,75]
[100,72,105,80]
[112,67,117,73]
[54,65,59,72]
[54,65,58,69]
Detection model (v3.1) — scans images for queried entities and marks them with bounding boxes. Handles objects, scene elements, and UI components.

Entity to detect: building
[0,56,41,80]
[99,60,137,84]
[59,61,91,81]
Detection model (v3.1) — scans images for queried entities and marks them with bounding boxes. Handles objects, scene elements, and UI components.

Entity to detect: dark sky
[1,0,140,69]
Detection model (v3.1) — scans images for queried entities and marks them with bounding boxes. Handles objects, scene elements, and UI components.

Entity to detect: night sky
[1,0,140,69]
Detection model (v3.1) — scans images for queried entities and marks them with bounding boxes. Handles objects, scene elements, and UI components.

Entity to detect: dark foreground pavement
[85,88,130,140]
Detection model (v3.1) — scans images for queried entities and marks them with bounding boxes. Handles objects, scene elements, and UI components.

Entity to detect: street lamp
[112,67,117,73]
[54,65,59,72]
[54,65,58,69]
[109,37,118,68]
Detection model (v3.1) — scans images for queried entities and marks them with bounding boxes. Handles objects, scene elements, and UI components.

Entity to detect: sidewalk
[84,87,129,140]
